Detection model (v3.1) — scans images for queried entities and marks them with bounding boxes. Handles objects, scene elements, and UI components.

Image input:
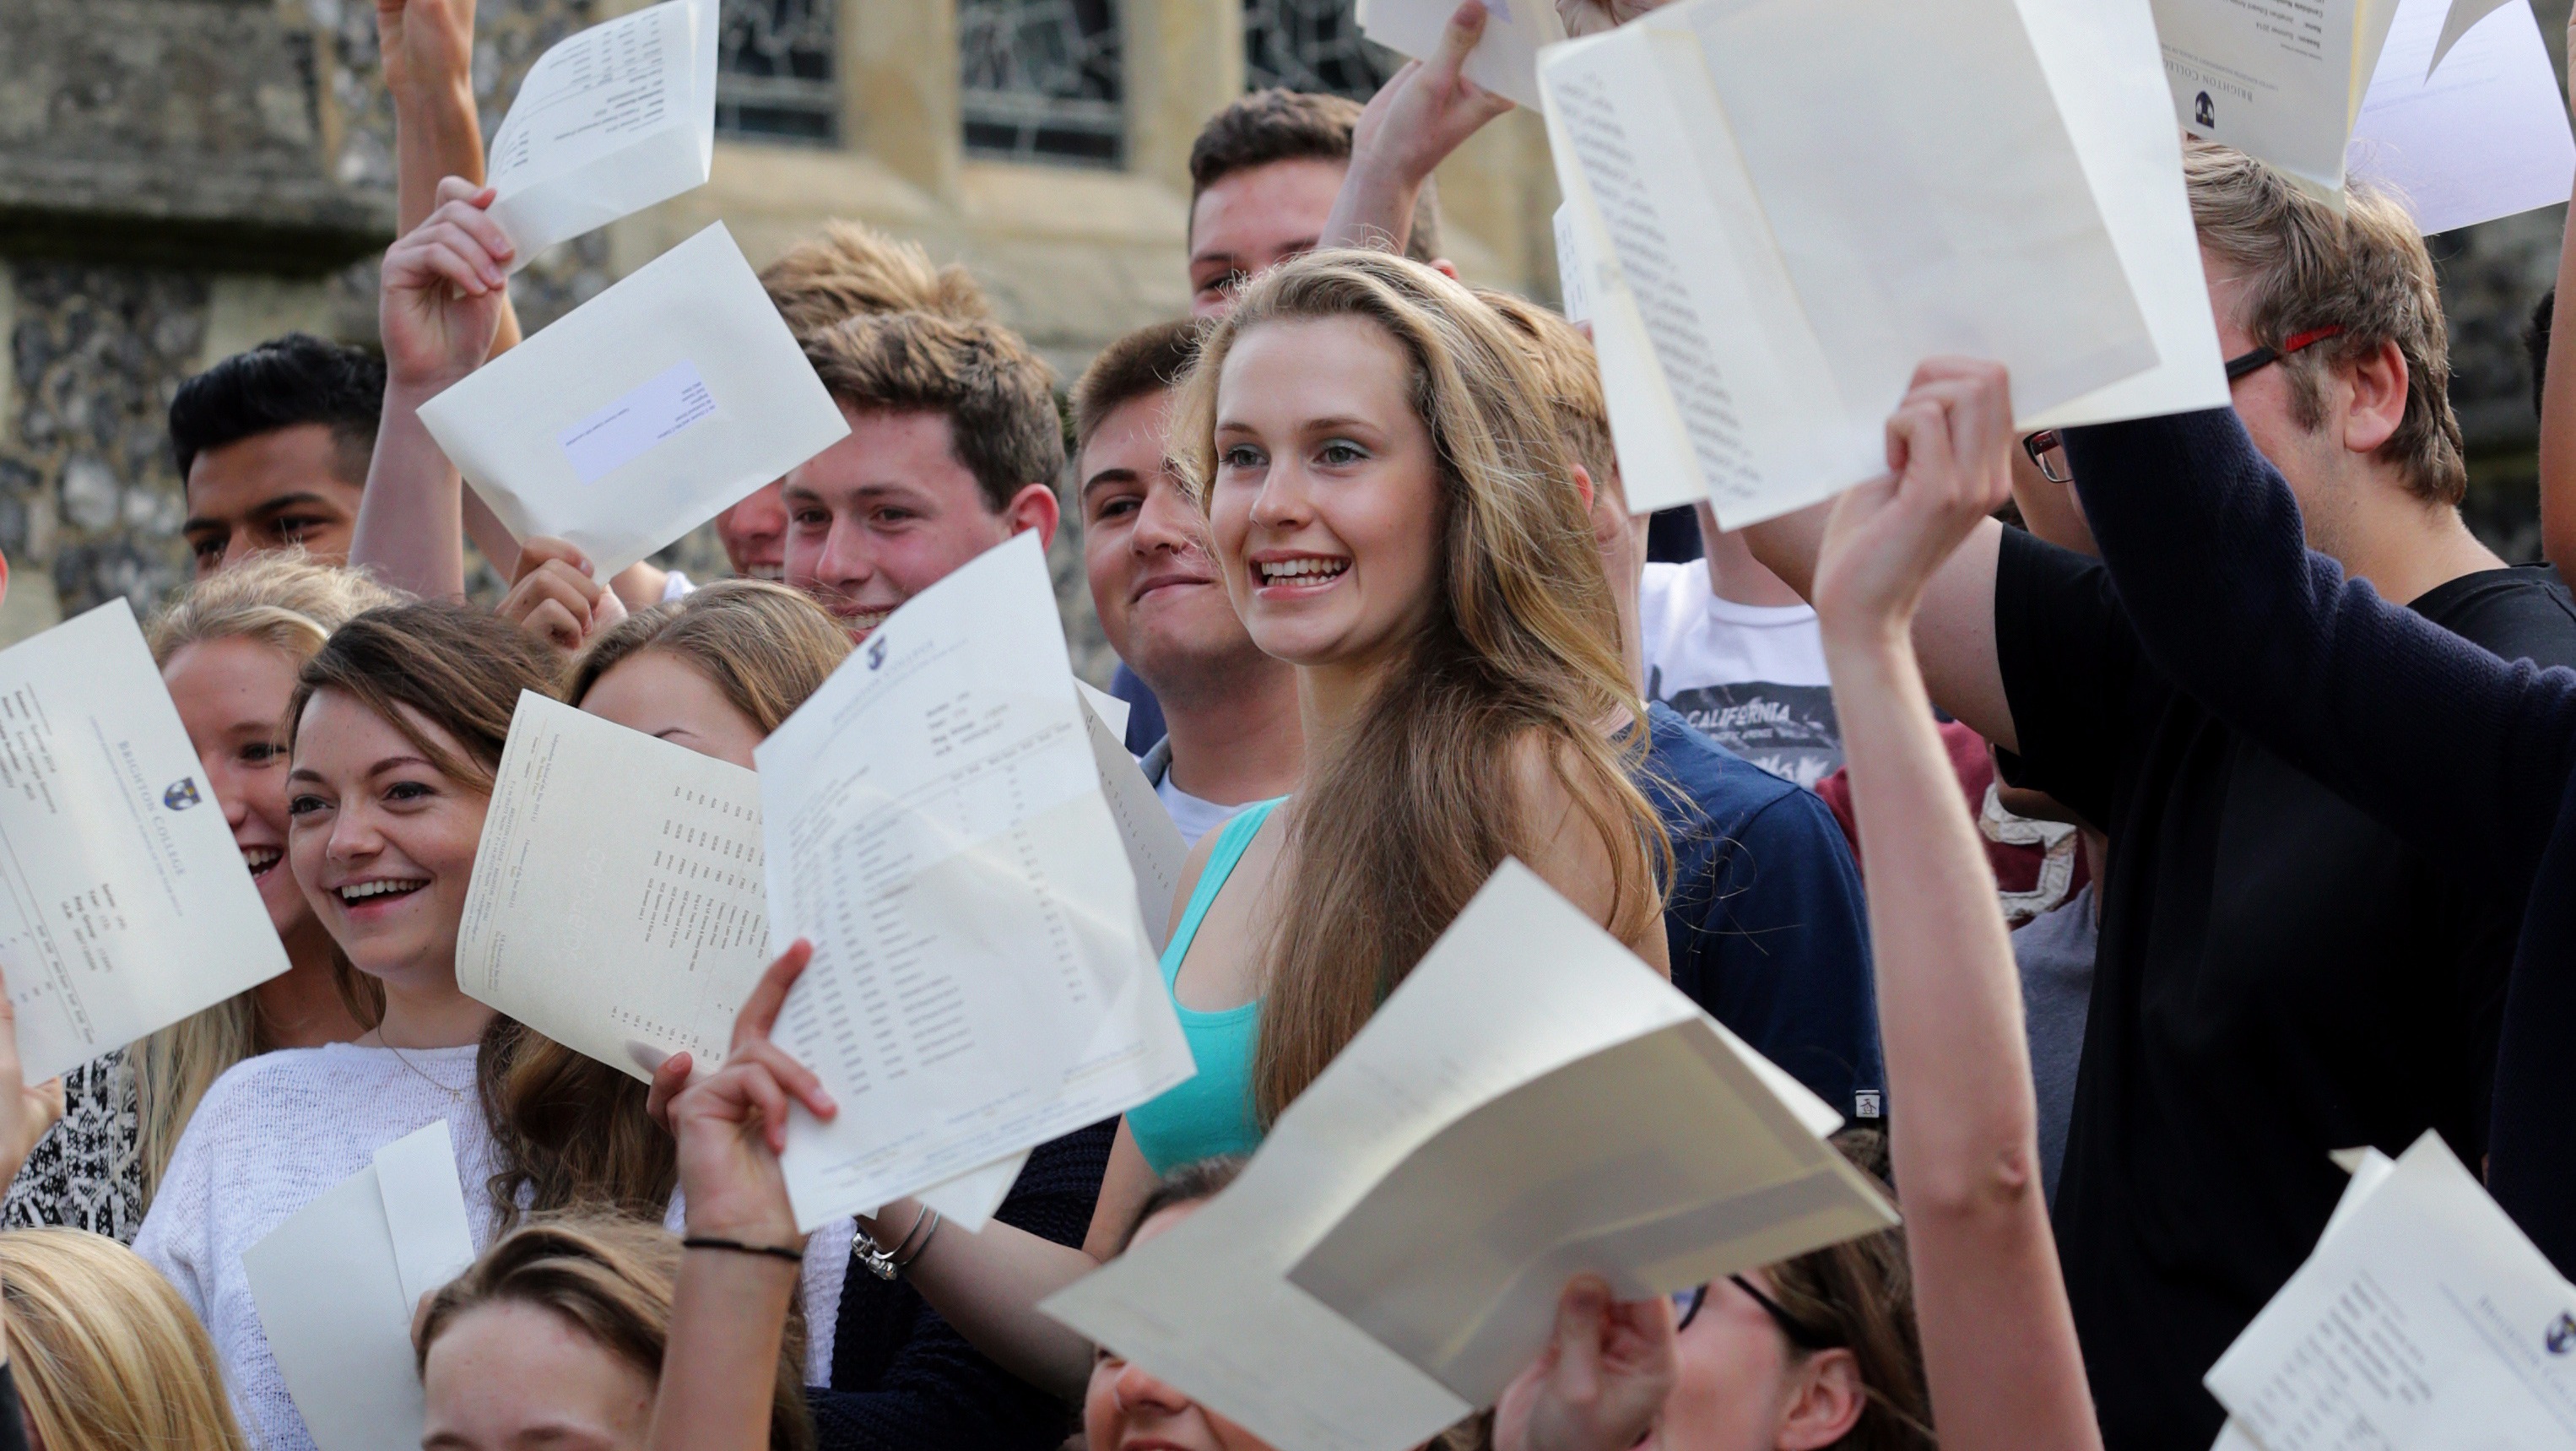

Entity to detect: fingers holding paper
[1329,3,1516,254]
[671,941,835,1245]
[1494,1275,1679,1451]
[0,962,66,1182]
[381,176,517,393]
[1811,360,2016,638]
[1553,0,1670,38]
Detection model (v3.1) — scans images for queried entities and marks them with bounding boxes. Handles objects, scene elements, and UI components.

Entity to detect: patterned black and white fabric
[3,1049,143,1243]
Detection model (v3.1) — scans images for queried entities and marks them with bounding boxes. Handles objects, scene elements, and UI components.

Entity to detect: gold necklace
[371,1029,469,1103]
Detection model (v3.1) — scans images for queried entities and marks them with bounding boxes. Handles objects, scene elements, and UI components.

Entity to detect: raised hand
[668,941,837,1247]
[1555,0,1672,38]
[1493,1275,1678,1451]
[1810,359,2016,642]
[500,538,627,651]
[380,176,516,395]
[0,964,66,1184]
[1325,1,1516,256]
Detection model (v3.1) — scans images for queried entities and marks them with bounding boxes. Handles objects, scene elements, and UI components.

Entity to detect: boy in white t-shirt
[1639,503,1842,788]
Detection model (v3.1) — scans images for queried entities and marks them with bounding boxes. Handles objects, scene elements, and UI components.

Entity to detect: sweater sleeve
[2059,409,2576,886]
[804,1122,1113,1450]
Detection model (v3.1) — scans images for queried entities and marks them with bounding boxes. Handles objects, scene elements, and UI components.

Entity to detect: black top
[1990,505,2576,1450]
[805,1120,1113,1449]
[0,1361,21,1451]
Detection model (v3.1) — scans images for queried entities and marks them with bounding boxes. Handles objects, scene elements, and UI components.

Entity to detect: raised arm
[1319,1,1513,258]
[351,179,513,599]
[2059,410,2576,887]
[1810,360,2099,1451]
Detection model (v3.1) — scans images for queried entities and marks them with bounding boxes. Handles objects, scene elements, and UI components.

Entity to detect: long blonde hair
[491,582,851,1225]
[0,1227,250,1450]
[133,555,401,1201]
[1172,250,1669,1123]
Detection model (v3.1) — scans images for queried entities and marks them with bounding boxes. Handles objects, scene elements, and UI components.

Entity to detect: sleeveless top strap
[1159,798,1286,985]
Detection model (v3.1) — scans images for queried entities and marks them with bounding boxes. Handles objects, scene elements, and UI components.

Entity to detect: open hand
[500,537,626,650]
[669,942,836,1247]
[380,176,515,393]
[1810,359,2015,642]
[1494,1275,1677,1451]
[1352,2,1517,190]
[1555,0,1672,37]
[0,965,66,1184]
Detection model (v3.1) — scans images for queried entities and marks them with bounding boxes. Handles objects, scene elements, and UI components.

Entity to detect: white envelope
[241,1122,480,1451]
[485,0,720,268]
[1043,861,1895,1451]
[417,222,850,582]
[0,603,290,1081]
[1357,0,1568,110]
[2348,0,2576,236]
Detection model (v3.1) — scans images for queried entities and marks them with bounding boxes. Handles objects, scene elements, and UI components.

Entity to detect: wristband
[683,1235,804,1265]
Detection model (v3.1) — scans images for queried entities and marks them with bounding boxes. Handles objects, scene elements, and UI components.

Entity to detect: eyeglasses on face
[2018,324,2348,487]
[1670,1273,1842,1351]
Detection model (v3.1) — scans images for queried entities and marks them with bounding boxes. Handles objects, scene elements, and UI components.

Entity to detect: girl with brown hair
[3,555,399,1241]
[817,247,1673,1400]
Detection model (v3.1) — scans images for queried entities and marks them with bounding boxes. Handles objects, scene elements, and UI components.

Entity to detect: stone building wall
[3,0,2570,662]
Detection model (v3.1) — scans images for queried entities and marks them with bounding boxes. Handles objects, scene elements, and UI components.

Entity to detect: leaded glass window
[959,0,1125,166]
[716,0,837,143]
[1242,0,1397,98]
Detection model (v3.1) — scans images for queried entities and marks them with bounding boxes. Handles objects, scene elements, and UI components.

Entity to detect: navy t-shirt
[1639,704,1884,1122]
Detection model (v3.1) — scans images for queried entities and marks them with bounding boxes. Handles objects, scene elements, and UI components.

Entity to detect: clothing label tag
[558,358,719,484]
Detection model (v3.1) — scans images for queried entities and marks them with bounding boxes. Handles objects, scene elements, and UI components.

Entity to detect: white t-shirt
[1637,560,1843,788]
[1155,772,1244,848]
[135,1042,850,1451]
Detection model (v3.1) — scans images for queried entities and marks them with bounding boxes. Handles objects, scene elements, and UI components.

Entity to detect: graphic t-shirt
[1995,537,2576,1451]
[1637,562,1840,788]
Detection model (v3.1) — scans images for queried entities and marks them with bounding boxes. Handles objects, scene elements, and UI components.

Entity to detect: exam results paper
[756,533,1193,1232]
[459,692,770,1083]
[484,0,720,267]
[0,603,288,1082]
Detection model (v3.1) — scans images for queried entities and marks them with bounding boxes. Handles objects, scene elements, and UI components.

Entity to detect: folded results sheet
[758,533,1195,1233]
[417,222,849,583]
[1540,0,2226,529]
[1356,0,1567,110]
[242,1121,480,1451]
[2346,0,2576,236]
[2152,0,2401,201]
[0,603,290,1081]
[1043,861,1898,1451]
[484,0,719,267]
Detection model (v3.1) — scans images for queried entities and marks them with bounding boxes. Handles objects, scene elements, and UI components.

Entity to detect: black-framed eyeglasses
[1670,1274,1842,1351]
[2225,324,2345,382]
[2021,430,2070,485]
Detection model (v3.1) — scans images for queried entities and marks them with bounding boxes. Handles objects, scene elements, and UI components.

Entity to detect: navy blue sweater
[2061,409,2576,1273]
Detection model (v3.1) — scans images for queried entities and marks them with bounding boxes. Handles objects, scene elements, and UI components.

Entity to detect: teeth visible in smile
[338,879,425,903]
[1259,558,1349,585]
[242,847,282,876]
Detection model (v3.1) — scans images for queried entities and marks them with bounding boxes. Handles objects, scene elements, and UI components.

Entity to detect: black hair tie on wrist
[683,1235,804,1264]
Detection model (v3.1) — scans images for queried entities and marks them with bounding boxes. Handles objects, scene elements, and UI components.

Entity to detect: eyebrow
[1080,465,1142,503]
[247,491,345,517]
[287,754,436,786]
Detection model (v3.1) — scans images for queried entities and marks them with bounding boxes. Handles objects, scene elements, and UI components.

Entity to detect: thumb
[1437,0,1491,72]
[1552,1275,1612,1400]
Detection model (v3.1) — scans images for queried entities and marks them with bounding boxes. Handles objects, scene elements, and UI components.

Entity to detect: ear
[2338,336,2407,458]
[1569,463,1597,513]
[1774,1349,1867,1451]
[1003,482,1062,552]
[1431,257,1463,281]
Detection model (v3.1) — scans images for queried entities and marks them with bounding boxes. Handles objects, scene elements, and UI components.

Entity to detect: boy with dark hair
[785,311,1064,639]
[171,333,384,577]
[1071,321,1302,843]
[1183,88,1446,317]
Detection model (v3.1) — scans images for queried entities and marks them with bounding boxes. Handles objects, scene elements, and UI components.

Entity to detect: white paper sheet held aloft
[1546,198,1701,515]
[2347,0,2574,236]
[1540,0,2220,530]
[484,0,719,268]
[1358,0,1567,110]
[417,223,848,582]
[757,533,1194,1233]
[1077,694,1188,953]
[242,1122,480,1451]
[1043,861,1897,1451]
[2205,1131,2576,1450]
[459,692,770,1082]
[0,604,290,1082]
[2150,0,2402,200]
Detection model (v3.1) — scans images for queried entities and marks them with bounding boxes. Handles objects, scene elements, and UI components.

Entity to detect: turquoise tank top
[1123,799,1283,1175]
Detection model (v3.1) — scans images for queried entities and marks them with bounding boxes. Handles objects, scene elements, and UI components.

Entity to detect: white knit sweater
[133,1042,852,1451]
